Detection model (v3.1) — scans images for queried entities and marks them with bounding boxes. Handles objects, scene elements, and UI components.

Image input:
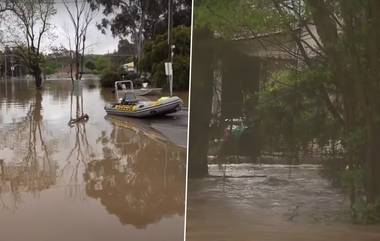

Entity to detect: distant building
[122,62,137,74]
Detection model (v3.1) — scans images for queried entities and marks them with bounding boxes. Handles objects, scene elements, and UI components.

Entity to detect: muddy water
[0,78,186,241]
[187,164,380,241]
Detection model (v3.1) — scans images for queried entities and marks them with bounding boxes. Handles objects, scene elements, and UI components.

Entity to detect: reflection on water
[85,116,185,228]
[0,89,56,211]
[187,164,380,241]
[0,78,186,241]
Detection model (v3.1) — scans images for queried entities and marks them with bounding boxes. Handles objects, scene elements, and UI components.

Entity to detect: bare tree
[0,1,14,50]
[63,0,96,83]
[7,0,56,88]
[61,0,94,124]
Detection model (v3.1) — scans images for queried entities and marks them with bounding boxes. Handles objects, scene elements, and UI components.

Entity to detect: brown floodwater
[0,78,187,241]
[186,164,380,241]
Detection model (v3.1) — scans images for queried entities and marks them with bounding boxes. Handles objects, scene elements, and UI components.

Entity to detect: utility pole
[167,0,174,96]
[4,47,7,80]
[168,0,173,55]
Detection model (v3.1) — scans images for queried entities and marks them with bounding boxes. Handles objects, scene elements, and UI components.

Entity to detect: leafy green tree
[88,0,191,39]
[256,68,341,156]
[42,61,59,75]
[94,56,110,73]
[139,26,190,90]
[88,0,192,70]
[99,68,121,87]
[85,61,96,71]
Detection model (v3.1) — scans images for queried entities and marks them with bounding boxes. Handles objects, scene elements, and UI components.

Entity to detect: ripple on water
[187,164,380,241]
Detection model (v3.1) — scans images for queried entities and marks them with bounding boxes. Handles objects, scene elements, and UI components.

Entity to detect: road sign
[165,62,173,76]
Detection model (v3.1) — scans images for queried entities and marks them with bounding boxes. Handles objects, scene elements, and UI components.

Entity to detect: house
[212,25,321,120]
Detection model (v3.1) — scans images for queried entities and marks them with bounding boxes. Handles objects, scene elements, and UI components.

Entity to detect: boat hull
[105,97,182,118]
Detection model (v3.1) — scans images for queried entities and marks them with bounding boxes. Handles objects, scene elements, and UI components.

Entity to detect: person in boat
[120,92,138,105]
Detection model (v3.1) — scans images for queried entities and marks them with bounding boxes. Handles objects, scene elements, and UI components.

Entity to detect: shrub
[100,69,121,87]
[85,61,96,72]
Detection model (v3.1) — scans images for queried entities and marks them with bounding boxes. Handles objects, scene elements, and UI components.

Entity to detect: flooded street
[187,164,380,241]
[0,78,187,241]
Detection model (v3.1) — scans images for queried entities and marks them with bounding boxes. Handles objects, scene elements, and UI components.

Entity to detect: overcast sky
[52,2,119,54]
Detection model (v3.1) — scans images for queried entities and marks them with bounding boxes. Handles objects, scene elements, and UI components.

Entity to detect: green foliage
[340,168,366,190]
[94,56,111,74]
[195,0,282,38]
[100,68,121,87]
[172,55,190,89]
[338,168,380,223]
[85,61,96,71]
[87,0,191,39]
[40,54,59,75]
[140,26,190,90]
[42,62,59,75]
[255,67,341,154]
[352,199,380,224]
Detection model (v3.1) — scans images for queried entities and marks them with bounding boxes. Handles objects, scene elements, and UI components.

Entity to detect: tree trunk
[365,0,380,202]
[31,63,43,88]
[308,0,380,204]
[188,29,215,178]
[365,122,380,202]
[75,51,80,81]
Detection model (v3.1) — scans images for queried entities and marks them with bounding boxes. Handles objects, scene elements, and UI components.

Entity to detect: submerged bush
[352,199,380,224]
[340,168,366,190]
[338,167,380,223]
[100,69,121,87]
